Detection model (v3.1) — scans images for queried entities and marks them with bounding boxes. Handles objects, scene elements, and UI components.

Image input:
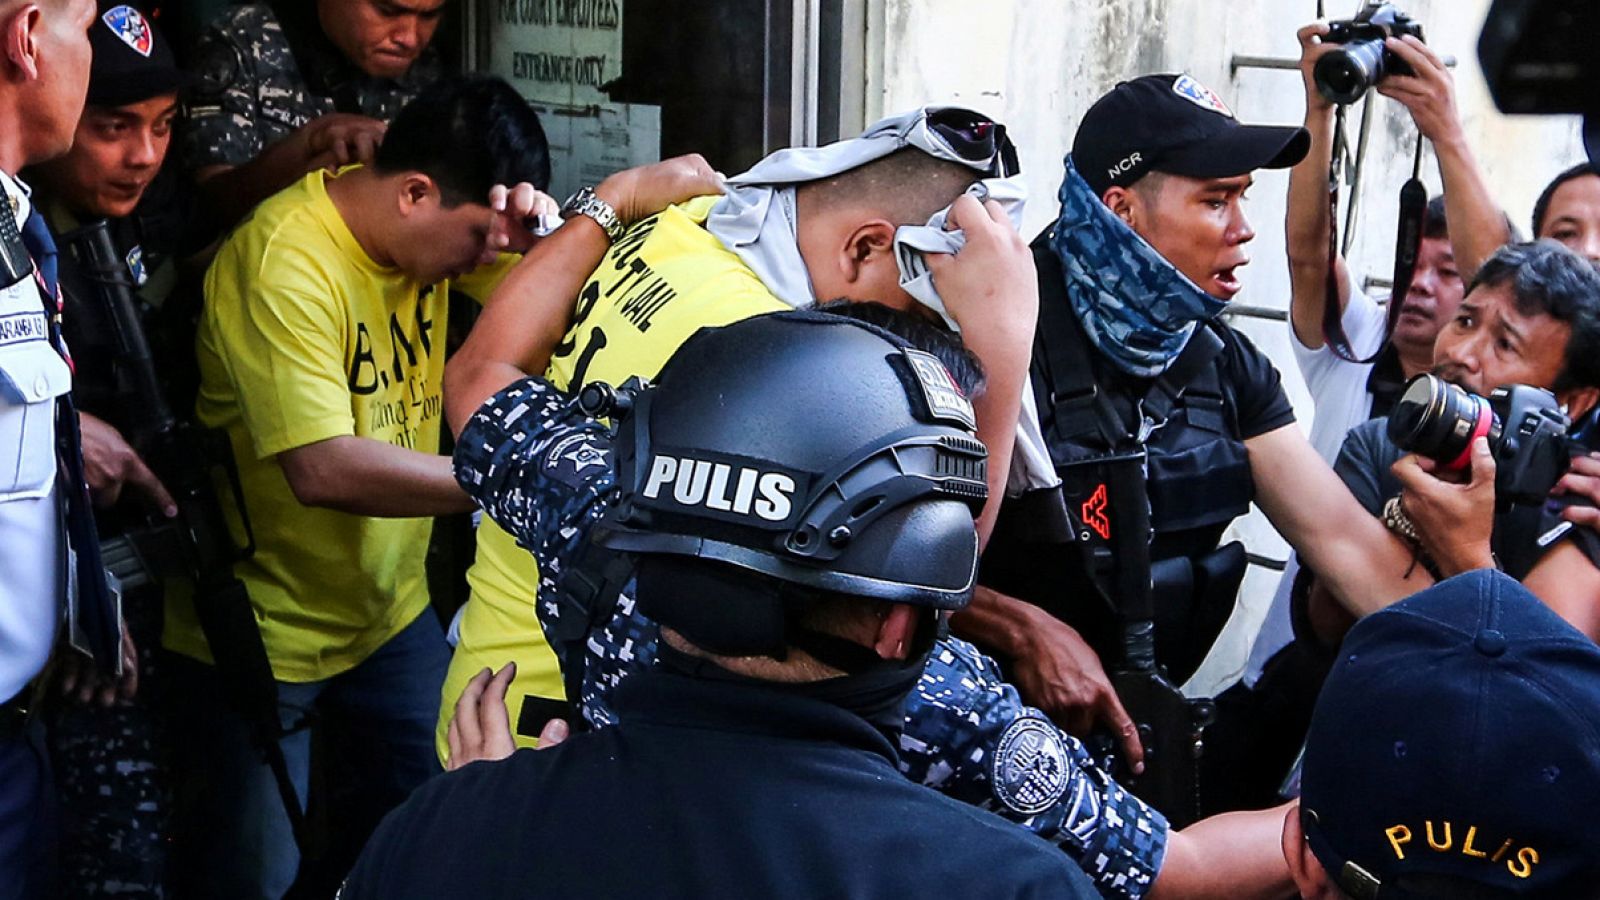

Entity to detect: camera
[1388,373,1573,508]
[1315,3,1426,105]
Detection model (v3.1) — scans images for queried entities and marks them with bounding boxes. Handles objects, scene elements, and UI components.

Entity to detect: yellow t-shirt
[439,196,787,757]
[168,169,501,682]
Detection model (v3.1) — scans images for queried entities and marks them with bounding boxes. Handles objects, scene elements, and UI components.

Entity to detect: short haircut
[373,76,551,206]
[1129,170,1171,206]
[813,298,986,398]
[1533,162,1600,237]
[797,148,979,225]
[1419,195,1522,244]
[1422,194,1448,240]
[1468,240,1600,392]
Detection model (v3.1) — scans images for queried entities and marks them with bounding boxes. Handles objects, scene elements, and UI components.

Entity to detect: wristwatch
[560,186,625,243]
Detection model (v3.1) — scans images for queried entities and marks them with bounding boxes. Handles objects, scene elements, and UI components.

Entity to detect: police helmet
[591,310,988,619]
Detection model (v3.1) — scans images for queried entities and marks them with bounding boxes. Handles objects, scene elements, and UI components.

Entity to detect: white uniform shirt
[0,170,71,702]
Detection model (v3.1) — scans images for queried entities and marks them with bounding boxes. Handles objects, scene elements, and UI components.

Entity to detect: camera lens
[1388,374,1499,472]
[1314,40,1387,104]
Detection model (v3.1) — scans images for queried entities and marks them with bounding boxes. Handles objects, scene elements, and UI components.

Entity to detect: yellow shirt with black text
[440,195,787,756]
[168,168,512,682]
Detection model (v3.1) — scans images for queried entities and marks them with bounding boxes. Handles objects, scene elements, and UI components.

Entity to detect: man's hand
[1392,437,1498,575]
[993,595,1143,772]
[301,113,388,171]
[56,619,139,707]
[1297,21,1338,117]
[924,195,1038,335]
[78,412,176,516]
[1557,452,1600,527]
[1376,36,1465,147]
[487,182,560,256]
[446,663,519,770]
[593,154,724,227]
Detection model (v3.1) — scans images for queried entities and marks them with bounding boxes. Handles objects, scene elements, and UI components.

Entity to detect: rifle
[1097,454,1215,829]
[61,220,310,849]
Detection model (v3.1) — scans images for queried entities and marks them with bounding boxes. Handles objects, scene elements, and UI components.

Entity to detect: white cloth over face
[705,105,1027,326]
[704,107,1056,496]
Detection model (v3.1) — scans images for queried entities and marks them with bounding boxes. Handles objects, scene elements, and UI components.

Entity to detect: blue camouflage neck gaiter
[1049,158,1228,378]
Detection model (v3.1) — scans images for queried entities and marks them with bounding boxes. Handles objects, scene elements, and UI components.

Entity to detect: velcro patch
[636,446,809,529]
[991,716,1072,816]
[901,348,975,430]
[102,5,153,57]
[1172,74,1232,117]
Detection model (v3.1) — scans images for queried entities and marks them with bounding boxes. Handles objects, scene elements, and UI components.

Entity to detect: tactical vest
[982,239,1255,684]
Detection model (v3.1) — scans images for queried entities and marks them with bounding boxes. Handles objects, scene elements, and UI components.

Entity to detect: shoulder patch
[991,715,1072,816]
[545,431,610,486]
[101,5,152,57]
[1171,74,1232,118]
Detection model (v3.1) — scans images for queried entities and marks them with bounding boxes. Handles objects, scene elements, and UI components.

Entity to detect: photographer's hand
[1392,437,1498,576]
[1378,35,1510,280]
[1556,452,1600,527]
[1375,36,1462,147]
[1296,21,1337,118]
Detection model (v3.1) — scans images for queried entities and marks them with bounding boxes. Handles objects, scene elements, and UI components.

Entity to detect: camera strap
[1322,118,1429,364]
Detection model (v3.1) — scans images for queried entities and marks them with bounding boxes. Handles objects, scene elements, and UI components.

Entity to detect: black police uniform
[33,169,206,900]
[342,669,1098,900]
[982,236,1295,684]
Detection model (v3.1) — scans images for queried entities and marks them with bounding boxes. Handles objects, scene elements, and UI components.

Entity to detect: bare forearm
[196,136,314,227]
[950,584,1040,658]
[959,317,1033,547]
[444,215,613,435]
[1249,426,1430,617]
[280,436,473,517]
[1149,805,1296,900]
[1433,133,1510,281]
[1286,104,1349,349]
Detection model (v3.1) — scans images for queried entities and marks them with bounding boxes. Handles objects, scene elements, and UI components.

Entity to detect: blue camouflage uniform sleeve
[902,636,1168,900]
[453,376,619,651]
[179,11,265,170]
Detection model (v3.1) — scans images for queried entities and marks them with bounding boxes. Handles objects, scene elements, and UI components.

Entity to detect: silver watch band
[560,186,625,243]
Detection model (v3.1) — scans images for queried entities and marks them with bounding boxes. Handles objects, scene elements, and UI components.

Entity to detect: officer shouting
[973,74,1430,819]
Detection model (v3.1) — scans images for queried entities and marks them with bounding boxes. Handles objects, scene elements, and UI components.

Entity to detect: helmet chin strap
[654,611,939,736]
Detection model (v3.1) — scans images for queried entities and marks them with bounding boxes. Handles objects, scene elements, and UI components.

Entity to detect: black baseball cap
[1299,571,1600,898]
[1070,73,1309,198]
[86,3,191,108]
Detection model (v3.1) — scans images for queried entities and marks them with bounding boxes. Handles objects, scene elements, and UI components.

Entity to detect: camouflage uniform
[455,375,1170,900]
[180,3,440,171]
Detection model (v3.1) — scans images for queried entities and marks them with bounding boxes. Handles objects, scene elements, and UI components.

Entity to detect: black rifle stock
[1100,456,1214,828]
[62,220,308,848]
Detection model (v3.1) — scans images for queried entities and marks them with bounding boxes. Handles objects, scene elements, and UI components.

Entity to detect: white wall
[869,0,1585,691]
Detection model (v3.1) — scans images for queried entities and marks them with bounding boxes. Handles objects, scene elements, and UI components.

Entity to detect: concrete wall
[868,0,1585,692]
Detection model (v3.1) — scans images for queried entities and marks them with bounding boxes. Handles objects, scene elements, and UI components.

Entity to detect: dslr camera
[1388,374,1572,508]
[1315,2,1426,105]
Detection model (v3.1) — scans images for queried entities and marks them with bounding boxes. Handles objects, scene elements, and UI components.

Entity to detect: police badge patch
[102,5,153,58]
[991,716,1072,816]
[1170,74,1232,117]
[124,245,146,287]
